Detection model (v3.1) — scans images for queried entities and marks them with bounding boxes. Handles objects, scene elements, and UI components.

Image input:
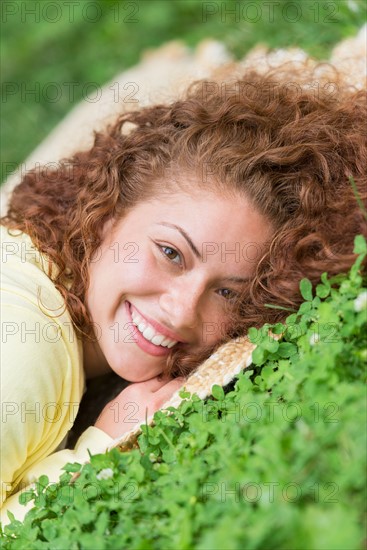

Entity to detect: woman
[1,66,366,521]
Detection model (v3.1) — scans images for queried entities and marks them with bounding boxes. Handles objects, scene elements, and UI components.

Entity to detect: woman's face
[85,187,272,382]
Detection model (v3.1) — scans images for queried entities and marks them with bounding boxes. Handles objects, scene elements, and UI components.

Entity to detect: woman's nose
[159,276,204,330]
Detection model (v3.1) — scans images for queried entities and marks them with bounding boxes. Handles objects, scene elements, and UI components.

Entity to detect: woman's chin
[108,356,164,383]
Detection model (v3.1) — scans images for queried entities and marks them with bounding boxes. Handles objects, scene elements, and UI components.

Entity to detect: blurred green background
[1,0,366,185]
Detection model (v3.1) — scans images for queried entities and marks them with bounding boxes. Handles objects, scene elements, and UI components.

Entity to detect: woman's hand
[94,375,186,439]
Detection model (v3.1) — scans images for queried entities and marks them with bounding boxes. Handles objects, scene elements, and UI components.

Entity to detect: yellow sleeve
[1,303,79,497]
[0,426,114,526]
[0,302,114,526]
[0,226,113,526]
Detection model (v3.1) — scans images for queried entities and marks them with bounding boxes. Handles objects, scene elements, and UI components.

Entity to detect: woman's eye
[158,245,182,265]
[218,288,238,301]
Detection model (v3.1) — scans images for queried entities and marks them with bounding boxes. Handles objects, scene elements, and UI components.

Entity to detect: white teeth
[142,326,155,341]
[166,341,176,349]
[152,334,167,346]
[130,305,178,348]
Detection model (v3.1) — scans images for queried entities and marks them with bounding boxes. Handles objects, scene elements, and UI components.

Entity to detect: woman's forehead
[110,189,272,265]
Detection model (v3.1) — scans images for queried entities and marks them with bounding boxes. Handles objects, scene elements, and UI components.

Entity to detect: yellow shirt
[0,225,113,525]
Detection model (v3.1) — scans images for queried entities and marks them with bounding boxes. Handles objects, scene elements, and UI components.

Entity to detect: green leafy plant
[1,236,366,549]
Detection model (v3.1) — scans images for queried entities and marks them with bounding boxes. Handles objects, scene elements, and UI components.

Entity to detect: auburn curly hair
[1,64,366,378]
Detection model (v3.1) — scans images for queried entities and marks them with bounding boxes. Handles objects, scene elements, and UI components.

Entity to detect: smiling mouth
[127,303,178,349]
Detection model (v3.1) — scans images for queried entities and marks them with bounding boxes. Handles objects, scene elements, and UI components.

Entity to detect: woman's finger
[139,375,176,393]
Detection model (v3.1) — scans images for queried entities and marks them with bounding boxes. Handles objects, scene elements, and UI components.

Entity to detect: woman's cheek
[124,252,159,289]
[202,308,233,345]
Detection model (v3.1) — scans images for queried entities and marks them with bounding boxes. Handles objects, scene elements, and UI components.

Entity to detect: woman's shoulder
[1,224,58,279]
[2,226,60,308]
[1,223,83,378]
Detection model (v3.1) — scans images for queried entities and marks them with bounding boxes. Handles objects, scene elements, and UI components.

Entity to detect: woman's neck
[82,338,111,379]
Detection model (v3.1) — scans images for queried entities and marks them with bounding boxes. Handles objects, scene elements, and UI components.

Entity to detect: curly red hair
[2,65,366,378]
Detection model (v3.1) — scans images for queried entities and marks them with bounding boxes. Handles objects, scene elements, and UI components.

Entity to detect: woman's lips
[124,301,172,357]
[131,302,188,343]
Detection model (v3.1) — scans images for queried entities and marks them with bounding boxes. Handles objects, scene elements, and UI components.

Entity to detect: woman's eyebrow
[154,222,202,260]
[221,275,251,284]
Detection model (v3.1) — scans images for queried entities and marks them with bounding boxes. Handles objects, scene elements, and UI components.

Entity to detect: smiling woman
[83,189,271,384]
[1,65,366,521]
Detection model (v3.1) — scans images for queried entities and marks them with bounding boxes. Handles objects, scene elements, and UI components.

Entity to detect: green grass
[1,0,366,185]
[2,235,366,549]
